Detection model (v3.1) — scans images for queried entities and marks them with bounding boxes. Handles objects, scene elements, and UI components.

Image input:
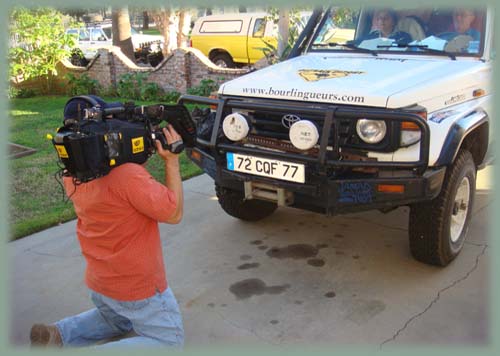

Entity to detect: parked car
[189,12,278,68]
[181,6,493,266]
[66,21,165,66]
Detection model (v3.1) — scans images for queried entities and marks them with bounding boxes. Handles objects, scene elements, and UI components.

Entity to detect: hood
[220,53,488,109]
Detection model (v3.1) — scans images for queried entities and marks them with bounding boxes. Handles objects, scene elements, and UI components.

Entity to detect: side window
[79,29,90,41]
[253,18,265,37]
[199,20,243,33]
[91,29,106,41]
[103,28,112,39]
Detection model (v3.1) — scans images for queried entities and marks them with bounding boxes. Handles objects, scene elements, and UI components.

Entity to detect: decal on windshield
[298,69,364,82]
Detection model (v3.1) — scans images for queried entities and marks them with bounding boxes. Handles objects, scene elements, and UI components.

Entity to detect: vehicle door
[247,17,277,63]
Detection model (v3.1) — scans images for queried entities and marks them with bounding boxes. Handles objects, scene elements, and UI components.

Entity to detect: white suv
[181,6,494,266]
[67,22,164,66]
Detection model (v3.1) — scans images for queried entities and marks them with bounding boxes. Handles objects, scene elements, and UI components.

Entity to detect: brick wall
[24,46,254,95]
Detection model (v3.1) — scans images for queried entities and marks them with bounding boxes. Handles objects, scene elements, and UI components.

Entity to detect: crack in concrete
[186,189,215,198]
[379,244,488,348]
[341,216,408,233]
[24,248,81,258]
[211,309,280,346]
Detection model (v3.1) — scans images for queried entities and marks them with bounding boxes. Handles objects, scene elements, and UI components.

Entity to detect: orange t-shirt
[63,163,177,301]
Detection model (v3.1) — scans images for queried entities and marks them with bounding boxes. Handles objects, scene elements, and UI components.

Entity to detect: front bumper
[187,146,445,215]
[181,94,444,215]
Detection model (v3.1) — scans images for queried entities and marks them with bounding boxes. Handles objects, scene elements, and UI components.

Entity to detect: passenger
[395,9,433,41]
[363,9,412,44]
[439,8,480,41]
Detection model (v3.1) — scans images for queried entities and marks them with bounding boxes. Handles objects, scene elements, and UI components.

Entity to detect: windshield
[310,6,486,57]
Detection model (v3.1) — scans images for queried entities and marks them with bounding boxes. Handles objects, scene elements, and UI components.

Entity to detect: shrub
[116,72,148,100]
[162,90,181,103]
[66,73,100,95]
[187,79,218,97]
[140,81,163,101]
[8,86,37,99]
[9,7,79,93]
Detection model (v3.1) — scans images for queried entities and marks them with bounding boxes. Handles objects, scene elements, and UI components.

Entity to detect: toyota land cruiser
[181,6,494,266]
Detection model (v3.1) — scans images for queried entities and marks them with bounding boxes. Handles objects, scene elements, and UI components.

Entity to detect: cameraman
[30,125,185,348]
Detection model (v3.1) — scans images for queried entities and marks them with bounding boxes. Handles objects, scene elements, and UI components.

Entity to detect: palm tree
[111,7,135,61]
[150,7,172,57]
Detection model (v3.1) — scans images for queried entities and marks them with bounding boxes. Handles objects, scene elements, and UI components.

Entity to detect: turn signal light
[190,150,202,162]
[209,93,218,110]
[473,89,485,97]
[401,122,420,131]
[377,184,405,193]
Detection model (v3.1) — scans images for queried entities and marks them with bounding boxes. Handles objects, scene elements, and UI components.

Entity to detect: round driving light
[222,113,249,141]
[289,120,319,150]
[356,119,387,144]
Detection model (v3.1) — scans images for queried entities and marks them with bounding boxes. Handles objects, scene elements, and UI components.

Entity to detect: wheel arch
[435,111,489,168]
[208,48,232,61]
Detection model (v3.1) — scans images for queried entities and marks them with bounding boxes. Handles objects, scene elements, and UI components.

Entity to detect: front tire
[211,53,235,68]
[409,149,476,266]
[215,184,277,221]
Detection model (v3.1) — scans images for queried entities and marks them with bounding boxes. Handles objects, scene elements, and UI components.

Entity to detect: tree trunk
[143,11,149,30]
[112,7,135,62]
[150,8,172,57]
[277,9,290,58]
[177,10,185,48]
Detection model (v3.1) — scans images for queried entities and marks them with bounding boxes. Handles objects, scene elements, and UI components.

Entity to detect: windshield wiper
[376,43,456,60]
[312,42,378,56]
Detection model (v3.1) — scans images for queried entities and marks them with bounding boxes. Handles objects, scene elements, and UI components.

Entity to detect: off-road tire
[211,53,235,68]
[409,149,476,266]
[215,184,277,221]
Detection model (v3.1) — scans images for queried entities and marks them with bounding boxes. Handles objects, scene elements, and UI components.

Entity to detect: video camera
[52,95,196,183]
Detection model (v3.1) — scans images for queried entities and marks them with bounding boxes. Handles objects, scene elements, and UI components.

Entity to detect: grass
[8,96,203,240]
[140,29,161,36]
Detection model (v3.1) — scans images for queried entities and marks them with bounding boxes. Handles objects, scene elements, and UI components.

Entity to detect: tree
[259,7,309,65]
[277,9,290,58]
[111,7,135,61]
[150,8,172,57]
[9,7,77,93]
[176,9,186,48]
[142,11,149,30]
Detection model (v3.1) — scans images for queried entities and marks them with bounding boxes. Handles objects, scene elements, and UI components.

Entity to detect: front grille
[245,135,320,156]
[244,110,357,148]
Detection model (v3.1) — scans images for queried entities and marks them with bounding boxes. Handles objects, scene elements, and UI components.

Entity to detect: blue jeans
[55,287,184,348]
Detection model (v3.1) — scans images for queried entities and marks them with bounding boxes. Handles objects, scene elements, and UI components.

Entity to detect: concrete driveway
[8,167,492,348]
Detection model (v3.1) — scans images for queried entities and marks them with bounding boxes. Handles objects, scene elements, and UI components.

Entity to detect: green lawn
[8,96,203,240]
[140,29,161,36]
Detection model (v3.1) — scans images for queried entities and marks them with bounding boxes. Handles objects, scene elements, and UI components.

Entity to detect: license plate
[226,153,305,183]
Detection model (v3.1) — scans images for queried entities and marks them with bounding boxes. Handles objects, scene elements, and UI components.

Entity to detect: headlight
[289,120,319,150]
[356,119,387,144]
[222,113,249,141]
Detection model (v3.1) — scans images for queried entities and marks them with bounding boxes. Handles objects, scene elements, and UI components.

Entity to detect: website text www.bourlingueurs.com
[241,87,365,103]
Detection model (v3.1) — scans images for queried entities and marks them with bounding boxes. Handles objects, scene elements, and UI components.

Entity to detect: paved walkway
[8,167,492,348]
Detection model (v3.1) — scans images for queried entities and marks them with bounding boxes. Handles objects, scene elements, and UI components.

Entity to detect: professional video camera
[51,95,196,183]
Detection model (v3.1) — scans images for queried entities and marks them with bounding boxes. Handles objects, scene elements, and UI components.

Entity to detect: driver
[362,9,412,44]
[439,8,480,41]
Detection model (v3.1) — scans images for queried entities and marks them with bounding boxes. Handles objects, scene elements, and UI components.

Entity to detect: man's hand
[155,125,182,162]
[155,124,184,224]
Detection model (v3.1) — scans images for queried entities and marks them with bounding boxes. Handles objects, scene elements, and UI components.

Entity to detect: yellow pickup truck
[189,13,278,68]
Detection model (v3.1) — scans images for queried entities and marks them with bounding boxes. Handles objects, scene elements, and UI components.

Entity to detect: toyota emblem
[282,114,301,128]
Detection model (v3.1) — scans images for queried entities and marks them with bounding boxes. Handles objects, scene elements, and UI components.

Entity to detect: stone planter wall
[49,47,253,95]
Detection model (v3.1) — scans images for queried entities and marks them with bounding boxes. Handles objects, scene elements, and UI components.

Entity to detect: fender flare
[435,110,489,167]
